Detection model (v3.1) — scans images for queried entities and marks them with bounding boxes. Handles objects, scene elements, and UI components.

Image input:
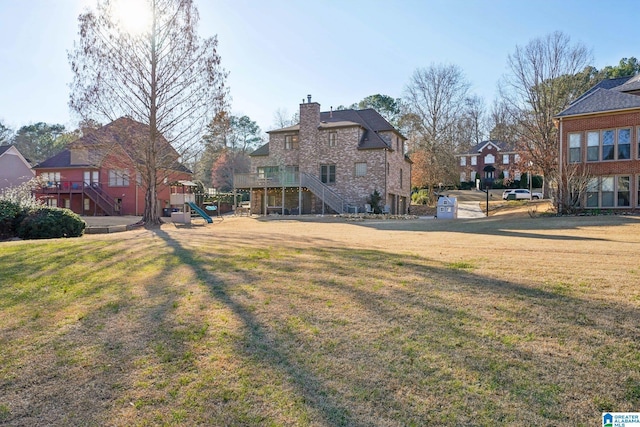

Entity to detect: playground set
[169,181,216,224]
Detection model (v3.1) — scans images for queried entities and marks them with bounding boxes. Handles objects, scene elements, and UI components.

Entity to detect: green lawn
[1,214,639,426]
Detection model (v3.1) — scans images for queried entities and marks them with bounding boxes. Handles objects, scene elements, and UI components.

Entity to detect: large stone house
[0,145,35,190]
[33,117,191,216]
[234,96,412,215]
[456,140,520,187]
[556,75,640,210]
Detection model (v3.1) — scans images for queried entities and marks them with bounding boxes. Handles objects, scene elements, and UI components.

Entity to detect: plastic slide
[187,202,213,223]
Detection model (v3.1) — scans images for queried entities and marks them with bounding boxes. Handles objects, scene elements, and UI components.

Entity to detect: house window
[568,133,582,163]
[602,130,615,160]
[46,198,58,208]
[64,198,70,209]
[484,154,495,164]
[285,134,299,150]
[42,172,61,186]
[515,154,521,163]
[471,171,477,181]
[355,162,367,177]
[84,170,99,185]
[471,156,477,166]
[618,176,630,207]
[618,128,631,160]
[257,166,279,179]
[460,172,466,182]
[108,169,129,187]
[326,132,337,147]
[282,165,299,184]
[586,178,599,207]
[502,154,509,164]
[320,164,335,184]
[84,198,90,211]
[503,170,510,179]
[400,169,403,188]
[586,176,630,208]
[460,157,467,166]
[587,131,599,161]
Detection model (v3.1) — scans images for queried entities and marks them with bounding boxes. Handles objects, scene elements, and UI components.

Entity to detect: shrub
[412,189,431,205]
[0,200,24,240]
[368,189,382,214]
[17,208,85,239]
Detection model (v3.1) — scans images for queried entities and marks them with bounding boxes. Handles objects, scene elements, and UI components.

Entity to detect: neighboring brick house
[456,140,520,186]
[33,117,191,216]
[556,75,640,209]
[0,145,35,190]
[234,96,412,215]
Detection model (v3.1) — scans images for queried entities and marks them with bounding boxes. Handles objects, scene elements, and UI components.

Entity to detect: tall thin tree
[69,0,227,224]
[404,63,471,196]
[500,31,590,197]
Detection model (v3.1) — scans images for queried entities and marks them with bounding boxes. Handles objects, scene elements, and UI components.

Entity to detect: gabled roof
[614,74,640,93]
[261,107,402,156]
[35,149,78,168]
[0,144,35,168]
[555,88,640,118]
[458,140,515,156]
[34,117,190,172]
[570,76,632,104]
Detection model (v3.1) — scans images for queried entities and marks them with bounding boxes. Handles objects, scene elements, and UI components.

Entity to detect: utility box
[436,196,458,219]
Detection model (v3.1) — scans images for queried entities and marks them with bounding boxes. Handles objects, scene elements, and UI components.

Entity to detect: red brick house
[556,75,640,210]
[234,96,412,215]
[456,140,520,187]
[33,117,191,216]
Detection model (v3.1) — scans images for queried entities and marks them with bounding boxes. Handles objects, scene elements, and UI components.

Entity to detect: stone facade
[245,98,412,215]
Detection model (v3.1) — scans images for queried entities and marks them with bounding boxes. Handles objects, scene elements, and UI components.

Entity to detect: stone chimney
[299,94,320,139]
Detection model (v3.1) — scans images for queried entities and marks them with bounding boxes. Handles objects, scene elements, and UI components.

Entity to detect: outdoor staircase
[300,172,349,214]
[84,185,117,216]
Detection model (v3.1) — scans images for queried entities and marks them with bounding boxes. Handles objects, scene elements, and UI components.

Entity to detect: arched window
[484,154,495,164]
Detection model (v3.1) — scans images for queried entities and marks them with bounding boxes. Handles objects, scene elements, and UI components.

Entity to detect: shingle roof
[555,88,640,117]
[34,117,190,173]
[459,140,515,155]
[35,149,78,168]
[261,107,402,156]
[251,143,269,156]
[0,145,12,156]
[571,76,632,104]
[613,74,640,93]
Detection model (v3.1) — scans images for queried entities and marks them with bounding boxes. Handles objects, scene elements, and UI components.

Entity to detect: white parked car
[502,189,543,200]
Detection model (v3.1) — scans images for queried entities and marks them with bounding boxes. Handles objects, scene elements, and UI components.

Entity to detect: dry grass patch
[1,215,640,425]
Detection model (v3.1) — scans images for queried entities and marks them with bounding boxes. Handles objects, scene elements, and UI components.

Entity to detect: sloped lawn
[1,214,639,426]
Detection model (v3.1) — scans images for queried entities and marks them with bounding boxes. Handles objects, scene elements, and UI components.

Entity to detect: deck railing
[234,172,348,214]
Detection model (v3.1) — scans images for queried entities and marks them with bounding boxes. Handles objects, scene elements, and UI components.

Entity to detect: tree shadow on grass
[151,228,365,426]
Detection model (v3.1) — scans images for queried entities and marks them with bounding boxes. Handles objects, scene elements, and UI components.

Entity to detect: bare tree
[500,31,591,198]
[553,163,593,214]
[404,63,471,197]
[272,108,298,130]
[456,95,488,149]
[69,0,228,224]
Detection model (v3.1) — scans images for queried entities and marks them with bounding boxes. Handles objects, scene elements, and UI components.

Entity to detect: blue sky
[0,0,638,135]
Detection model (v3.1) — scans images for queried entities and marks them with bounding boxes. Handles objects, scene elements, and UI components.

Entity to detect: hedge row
[0,200,85,240]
